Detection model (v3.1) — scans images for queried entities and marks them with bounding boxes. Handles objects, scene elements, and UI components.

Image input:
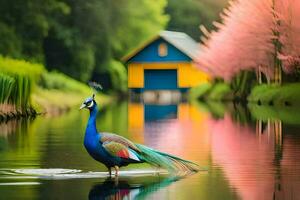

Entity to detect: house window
[158,43,168,57]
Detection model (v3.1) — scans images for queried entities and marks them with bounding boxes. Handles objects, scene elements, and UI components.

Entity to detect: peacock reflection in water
[88,176,180,200]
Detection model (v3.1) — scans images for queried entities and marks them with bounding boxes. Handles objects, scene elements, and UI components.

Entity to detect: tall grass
[0,73,14,103]
[0,56,44,113]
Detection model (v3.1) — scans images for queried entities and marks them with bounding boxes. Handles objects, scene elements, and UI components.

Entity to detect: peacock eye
[86,101,93,108]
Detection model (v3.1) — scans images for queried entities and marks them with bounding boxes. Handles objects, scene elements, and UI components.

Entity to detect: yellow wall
[128,62,210,88]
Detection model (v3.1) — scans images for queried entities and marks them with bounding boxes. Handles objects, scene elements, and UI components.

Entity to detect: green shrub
[108,60,127,93]
[40,71,90,94]
[0,56,44,80]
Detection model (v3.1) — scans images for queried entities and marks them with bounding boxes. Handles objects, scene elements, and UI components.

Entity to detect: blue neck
[86,105,98,136]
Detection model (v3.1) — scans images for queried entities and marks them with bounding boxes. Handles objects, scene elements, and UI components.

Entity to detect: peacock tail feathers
[135,144,201,173]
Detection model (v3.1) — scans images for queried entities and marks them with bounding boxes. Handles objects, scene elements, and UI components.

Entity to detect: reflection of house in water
[144,104,178,121]
[123,30,210,100]
[128,103,199,131]
[128,101,211,185]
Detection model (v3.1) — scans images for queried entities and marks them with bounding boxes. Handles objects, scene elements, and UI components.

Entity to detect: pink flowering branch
[196,0,300,81]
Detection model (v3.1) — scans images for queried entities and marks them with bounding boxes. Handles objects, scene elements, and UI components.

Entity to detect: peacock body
[80,95,200,176]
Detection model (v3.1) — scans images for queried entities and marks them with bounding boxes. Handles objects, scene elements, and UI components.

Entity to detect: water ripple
[0,168,168,180]
[0,182,40,186]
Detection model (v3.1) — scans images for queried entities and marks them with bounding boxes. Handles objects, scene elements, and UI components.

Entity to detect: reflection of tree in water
[0,118,33,152]
[0,118,32,138]
[88,176,180,200]
[257,119,283,200]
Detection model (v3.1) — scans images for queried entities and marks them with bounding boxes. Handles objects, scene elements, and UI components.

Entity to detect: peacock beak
[79,103,86,110]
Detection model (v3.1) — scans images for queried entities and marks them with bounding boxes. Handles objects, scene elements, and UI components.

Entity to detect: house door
[144,69,177,90]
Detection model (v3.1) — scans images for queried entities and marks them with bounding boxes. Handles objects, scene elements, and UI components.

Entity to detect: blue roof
[122,30,200,62]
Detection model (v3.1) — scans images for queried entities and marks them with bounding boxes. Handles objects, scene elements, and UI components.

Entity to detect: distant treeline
[166,0,228,40]
[0,0,226,92]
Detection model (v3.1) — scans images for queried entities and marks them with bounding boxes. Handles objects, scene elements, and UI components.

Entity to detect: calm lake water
[0,100,300,200]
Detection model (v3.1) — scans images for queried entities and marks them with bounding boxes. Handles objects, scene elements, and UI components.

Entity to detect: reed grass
[0,73,14,103]
[0,56,44,113]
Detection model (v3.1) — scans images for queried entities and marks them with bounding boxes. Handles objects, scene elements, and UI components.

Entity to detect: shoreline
[0,89,112,122]
[0,105,37,122]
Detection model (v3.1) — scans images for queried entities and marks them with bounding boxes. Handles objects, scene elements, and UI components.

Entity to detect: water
[0,101,300,200]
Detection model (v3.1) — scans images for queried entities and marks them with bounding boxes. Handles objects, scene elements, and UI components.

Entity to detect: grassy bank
[0,56,110,120]
[190,71,256,102]
[248,83,300,107]
[246,83,300,124]
[33,71,111,115]
[0,56,44,119]
[191,82,300,124]
[191,81,300,107]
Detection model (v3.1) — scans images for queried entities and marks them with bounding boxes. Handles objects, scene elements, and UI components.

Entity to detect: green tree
[165,0,228,40]
[0,0,168,90]
[0,0,69,61]
[91,0,168,92]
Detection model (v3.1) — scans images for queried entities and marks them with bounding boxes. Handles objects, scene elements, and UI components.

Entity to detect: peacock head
[80,94,97,111]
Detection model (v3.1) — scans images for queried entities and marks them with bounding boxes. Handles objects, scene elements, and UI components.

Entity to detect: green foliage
[111,0,169,57]
[0,56,44,80]
[0,0,70,62]
[230,71,257,101]
[0,22,22,58]
[91,0,168,88]
[39,71,90,94]
[0,56,44,110]
[44,0,168,85]
[166,0,228,40]
[34,70,111,113]
[107,60,128,93]
[248,83,300,107]
[68,43,95,82]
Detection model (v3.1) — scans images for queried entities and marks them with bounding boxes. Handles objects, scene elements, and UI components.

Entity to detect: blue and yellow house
[123,30,210,92]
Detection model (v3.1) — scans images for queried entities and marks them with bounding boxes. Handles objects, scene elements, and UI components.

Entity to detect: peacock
[80,94,200,177]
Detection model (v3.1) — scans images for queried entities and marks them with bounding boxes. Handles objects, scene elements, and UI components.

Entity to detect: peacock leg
[108,168,112,177]
[114,166,119,177]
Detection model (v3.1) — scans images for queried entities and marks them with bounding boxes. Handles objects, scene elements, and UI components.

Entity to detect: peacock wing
[101,132,141,152]
[102,141,140,161]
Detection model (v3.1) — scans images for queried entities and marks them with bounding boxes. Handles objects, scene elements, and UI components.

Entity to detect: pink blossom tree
[196,0,300,83]
[277,0,300,74]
